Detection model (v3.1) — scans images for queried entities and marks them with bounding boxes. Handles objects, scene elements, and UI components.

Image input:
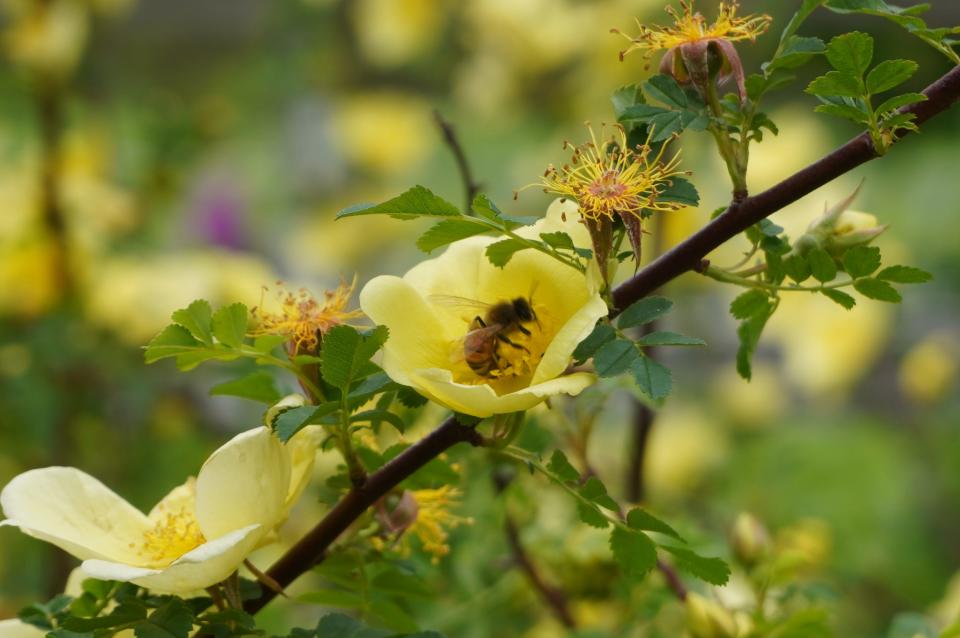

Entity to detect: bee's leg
[497,333,530,353]
[472,316,487,329]
[516,323,532,336]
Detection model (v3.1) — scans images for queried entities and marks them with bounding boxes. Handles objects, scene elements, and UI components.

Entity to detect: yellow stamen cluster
[615,1,770,60]
[530,124,686,222]
[135,480,205,567]
[251,278,363,354]
[407,486,473,564]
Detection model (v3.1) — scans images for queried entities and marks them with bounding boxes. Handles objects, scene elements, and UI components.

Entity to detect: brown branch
[504,515,577,628]
[612,63,960,312]
[246,63,960,616]
[657,559,688,601]
[244,416,483,614]
[433,110,481,214]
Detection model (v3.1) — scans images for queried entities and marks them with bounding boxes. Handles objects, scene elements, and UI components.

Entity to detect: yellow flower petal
[0,619,45,638]
[0,467,150,564]
[283,425,321,514]
[194,427,290,542]
[80,524,262,594]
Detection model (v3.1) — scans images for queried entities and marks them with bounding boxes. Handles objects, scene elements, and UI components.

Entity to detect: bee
[428,295,538,377]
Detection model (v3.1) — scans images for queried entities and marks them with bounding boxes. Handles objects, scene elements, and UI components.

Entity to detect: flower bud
[797,187,887,257]
[730,512,771,568]
[686,593,739,638]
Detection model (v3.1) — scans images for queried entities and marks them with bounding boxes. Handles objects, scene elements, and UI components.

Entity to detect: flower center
[587,171,628,199]
[137,509,205,567]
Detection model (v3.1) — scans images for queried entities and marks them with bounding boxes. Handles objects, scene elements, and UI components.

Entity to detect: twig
[244,416,483,614]
[504,514,577,628]
[433,110,481,214]
[246,63,960,616]
[657,559,688,601]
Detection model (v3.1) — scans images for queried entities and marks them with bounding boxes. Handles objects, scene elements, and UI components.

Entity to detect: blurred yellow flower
[898,333,957,404]
[0,238,60,317]
[0,426,317,594]
[644,405,728,502]
[0,619,44,638]
[775,518,832,572]
[711,363,786,430]
[350,0,445,67]
[686,592,739,638]
[2,0,88,80]
[360,199,607,417]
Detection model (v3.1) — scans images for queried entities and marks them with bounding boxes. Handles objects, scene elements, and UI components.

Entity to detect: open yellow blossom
[360,199,608,418]
[0,426,318,594]
[616,1,770,59]
[251,279,363,355]
[530,123,686,223]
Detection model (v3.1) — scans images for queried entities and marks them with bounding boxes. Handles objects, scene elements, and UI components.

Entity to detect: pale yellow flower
[2,0,88,79]
[898,333,957,404]
[0,426,318,594]
[360,199,608,418]
[0,620,44,638]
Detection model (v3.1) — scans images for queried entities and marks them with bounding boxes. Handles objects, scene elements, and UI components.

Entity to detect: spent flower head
[373,486,473,564]
[251,278,363,355]
[525,123,687,223]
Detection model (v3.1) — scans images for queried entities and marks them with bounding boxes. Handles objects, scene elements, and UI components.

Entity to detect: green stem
[465,216,586,273]
[239,348,325,400]
[703,265,853,292]
[339,396,366,486]
[704,80,748,196]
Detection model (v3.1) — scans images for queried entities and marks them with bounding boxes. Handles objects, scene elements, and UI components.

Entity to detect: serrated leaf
[577,502,611,528]
[876,265,932,283]
[485,238,527,268]
[322,325,389,390]
[876,92,926,115]
[618,296,673,328]
[866,59,918,93]
[658,176,699,206]
[539,231,576,251]
[814,102,871,123]
[645,74,690,109]
[170,299,213,345]
[546,450,580,483]
[661,546,731,586]
[211,303,249,349]
[842,245,882,277]
[783,253,812,283]
[730,289,772,320]
[636,331,705,347]
[351,409,406,434]
[766,35,826,73]
[274,405,338,442]
[807,247,839,282]
[397,386,429,408]
[736,303,774,380]
[826,31,874,76]
[336,185,461,220]
[630,356,672,400]
[820,288,857,309]
[807,70,863,98]
[626,508,684,541]
[611,83,644,120]
[416,219,487,252]
[133,599,194,638]
[853,277,902,302]
[572,322,616,364]
[610,527,657,580]
[144,325,200,364]
[579,476,620,511]
[210,371,281,404]
[594,339,640,377]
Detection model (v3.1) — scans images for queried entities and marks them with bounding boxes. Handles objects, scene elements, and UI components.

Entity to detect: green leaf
[766,35,826,73]
[645,74,691,109]
[853,277,902,302]
[397,386,428,408]
[730,289,772,320]
[876,265,932,283]
[814,102,870,123]
[866,59,918,93]
[820,288,857,309]
[572,322,616,364]
[783,253,812,283]
[636,331,705,347]
[416,219,487,252]
[133,599,194,638]
[593,339,640,377]
[806,71,863,97]
[807,247,839,282]
[485,238,527,268]
[736,303,775,380]
[658,177,700,206]
[144,325,200,364]
[539,231,576,251]
[546,450,580,483]
[473,194,537,228]
[876,92,926,115]
[210,371,282,404]
[322,325,389,390]
[887,612,938,638]
[611,83,644,120]
[842,245,882,277]
[211,303,249,349]
[577,502,611,529]
[170,299,213,345]
[618,296,673,328]
[776,0,826,51]
[626,508,684,541]
[274,406,328,441]
[609,527,657,580]
[660,546,731,586]
[825,31,874,76]
[336,185,461,220]
[630,356,672,400]
[351,409,406,434]
[579,476,620,511]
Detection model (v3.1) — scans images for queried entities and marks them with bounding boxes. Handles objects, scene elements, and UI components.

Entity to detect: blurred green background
[0,1,958,636]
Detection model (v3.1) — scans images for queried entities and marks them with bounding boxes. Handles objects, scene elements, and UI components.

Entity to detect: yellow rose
[360,199,608,418]
[0,426,317,594]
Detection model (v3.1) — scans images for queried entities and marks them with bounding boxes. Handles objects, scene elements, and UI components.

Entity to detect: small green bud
[686,593,739,638]
[797,186,887,257]
[730,512,772,568]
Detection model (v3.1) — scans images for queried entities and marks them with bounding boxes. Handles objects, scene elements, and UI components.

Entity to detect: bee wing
[426,294,492,311]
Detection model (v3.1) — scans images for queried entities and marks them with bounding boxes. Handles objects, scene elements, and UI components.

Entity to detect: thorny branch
[248,63,960,615]
[433,109,482,215]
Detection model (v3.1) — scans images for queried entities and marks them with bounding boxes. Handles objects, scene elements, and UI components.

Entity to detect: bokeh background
[0,0,958,636]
